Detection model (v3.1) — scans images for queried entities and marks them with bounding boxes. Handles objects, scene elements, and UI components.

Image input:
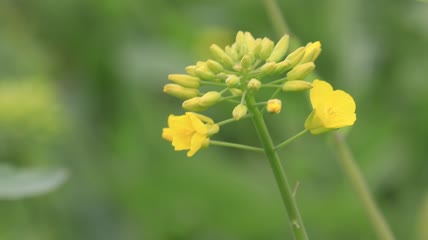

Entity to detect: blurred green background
[1,0,428,239]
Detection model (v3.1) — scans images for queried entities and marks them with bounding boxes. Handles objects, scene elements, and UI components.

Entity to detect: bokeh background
[1,0,428,239]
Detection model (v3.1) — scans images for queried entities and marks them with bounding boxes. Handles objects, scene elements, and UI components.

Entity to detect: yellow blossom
[162,112,219,157]
[304,80,356,134]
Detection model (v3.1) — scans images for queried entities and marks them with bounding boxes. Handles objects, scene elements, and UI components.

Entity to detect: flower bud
[182,97,207,112]
[282,80,313,92]
[216,72,228,81]
[266,35,290,62]
[284,47,306,68]
[207,60,224,73]
[287,62,315,81]
[225,45,239,62]
[259,62,276,75]
[199,91,222,107]
[240,54,255,69]
[244,32,256,52]
[247,78,261,90]
[252,38,263,58]
[168,74,200,88]
[232,104,248,120]
[225,75,240,88]
[163,84,199,99]
[273,60,292,74]
[210,44,234,67]
[235,31,247,57]
[299,41,322,64]
[195,65,216,80]
[229,88,243,96]
[207,124,220,136]
[267,99,282,114]
[259,37,275,60]
[185,65,197,76]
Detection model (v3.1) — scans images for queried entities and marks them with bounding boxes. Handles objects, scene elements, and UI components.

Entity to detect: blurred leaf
[0,164,68,200]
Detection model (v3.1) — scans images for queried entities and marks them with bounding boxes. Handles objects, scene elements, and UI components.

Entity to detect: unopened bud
[168,74,200,88]
[259,37,275,60]
[199,91,221,107]
[210,44,234,67]
[299,41,322,64]
[163,84,199,99]
[240,54,255,69]
[282,80,313,92]
[273,60,292,74]
[235,31,247,57]
[207,60,224,73]
[185,65,197,76]
[259,62,277,75]
[207,124,220,136]
[182,97,207,112]
[229,88,243,96]
[232,104,248,120]
[266,35,290,62]
[216,72,228,81]
[267,99,282,114]
[287,62,315,81]
[247,78,261,90]
[225,44,239,61]
[225,75,240,88]
[284,47,306,68]
[252,38,263,58]
[244,32,256,52]
[195,65,216,80]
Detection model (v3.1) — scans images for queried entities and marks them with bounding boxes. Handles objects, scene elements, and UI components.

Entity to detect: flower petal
[187,133,206,157]
[310,80,333,109]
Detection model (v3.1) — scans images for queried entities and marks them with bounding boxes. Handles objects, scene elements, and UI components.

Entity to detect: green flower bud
[163,84,199,99]
[207,60,224,73]
[225,75,240,88]
[232,104,248,120]
[259,62,277,75]
[273,60,292,74]
[287,62,315,81]
[259,37,275,60]
[266,34,290,62]
[247,78,261,90]
[282,80,313,92]
[235,31,247,57]
[182,97,207,112]
[195,65,216,80]
[199,91,222,107]
[252,38,263,58]
[168,74,200,88]
[216,72,228,81]
[284,47,306,68]
[299,41,322,64]
[240,54,255,69]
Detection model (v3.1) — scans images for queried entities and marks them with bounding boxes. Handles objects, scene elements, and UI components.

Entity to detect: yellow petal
[188,112,208,135]
[162,128,173,142]
[331,90,356,113]
[187,133,206,157]
[310,80,333,109]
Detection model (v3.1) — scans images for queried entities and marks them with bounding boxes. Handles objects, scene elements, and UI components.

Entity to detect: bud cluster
[163,31,322,119]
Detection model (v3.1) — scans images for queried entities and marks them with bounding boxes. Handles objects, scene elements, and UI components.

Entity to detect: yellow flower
[162,112,219,157]
[304,80,356,134]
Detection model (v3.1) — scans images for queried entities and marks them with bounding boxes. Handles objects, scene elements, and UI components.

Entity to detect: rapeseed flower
[162,112,219,157]
[305,80,356,134]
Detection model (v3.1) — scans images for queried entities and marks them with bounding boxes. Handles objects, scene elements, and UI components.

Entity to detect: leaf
[0,164,68,200]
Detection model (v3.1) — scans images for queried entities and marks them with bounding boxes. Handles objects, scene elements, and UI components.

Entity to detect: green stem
[275,129,308,150]
[209,140,264,152]
[245,94,308,240]
[333,132,395,240]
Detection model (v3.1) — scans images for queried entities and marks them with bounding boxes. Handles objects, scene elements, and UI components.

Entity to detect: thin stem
[209,140,264,152]
[217,118,237,126]
[275,129,308,150]
[333,132,396,240]
[245,94,308,240]
[200,80,227,87]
